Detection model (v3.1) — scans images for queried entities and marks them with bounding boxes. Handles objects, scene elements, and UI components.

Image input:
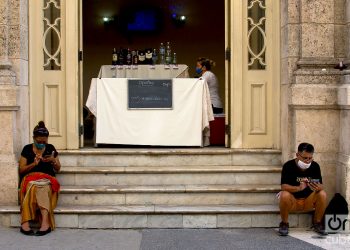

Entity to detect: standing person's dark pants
[212,105,223,114]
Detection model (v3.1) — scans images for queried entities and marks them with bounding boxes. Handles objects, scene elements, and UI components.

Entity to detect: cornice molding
[0,106,19,111]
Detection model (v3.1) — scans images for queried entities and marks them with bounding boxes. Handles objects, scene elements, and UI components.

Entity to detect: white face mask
[297,160,311,170]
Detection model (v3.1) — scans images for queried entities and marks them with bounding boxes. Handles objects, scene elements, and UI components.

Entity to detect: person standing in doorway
[196,57,223,114]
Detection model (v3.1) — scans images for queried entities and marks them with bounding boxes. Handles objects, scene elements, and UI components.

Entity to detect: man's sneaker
[278,221,289,236]
[312,222,328,236]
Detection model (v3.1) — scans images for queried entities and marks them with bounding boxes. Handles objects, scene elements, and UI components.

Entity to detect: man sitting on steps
[278,142,327,236]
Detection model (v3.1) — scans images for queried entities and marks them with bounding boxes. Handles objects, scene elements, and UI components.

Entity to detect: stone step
[58,148,281,167]
[59,165,282,173]
[57,165,282,186]
[0,205,312,229]
[60,184,280,193]
[57,184,280,206]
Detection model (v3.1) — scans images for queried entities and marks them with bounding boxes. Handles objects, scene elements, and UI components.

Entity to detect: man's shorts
[288,192,317,212]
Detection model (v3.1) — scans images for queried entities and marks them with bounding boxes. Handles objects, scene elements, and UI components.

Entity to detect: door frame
[225,0,233,147]
[65,0,80,149]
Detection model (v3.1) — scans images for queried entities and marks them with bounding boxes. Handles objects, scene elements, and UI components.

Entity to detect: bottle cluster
[112,42,177,66]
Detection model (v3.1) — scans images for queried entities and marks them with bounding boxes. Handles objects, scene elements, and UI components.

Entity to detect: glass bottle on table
[152,49,158,65]
[112,48,118,65]
[145,48,153,65]
[138,50,146,65]
[126,48,132,65]
[132,50,138,65]
[159,42,165,64]
[165,42,172,65]
[118,48,125,65]
[172,52,177,65]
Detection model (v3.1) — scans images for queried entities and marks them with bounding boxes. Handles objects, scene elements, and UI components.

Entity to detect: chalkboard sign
[128,79,173,109]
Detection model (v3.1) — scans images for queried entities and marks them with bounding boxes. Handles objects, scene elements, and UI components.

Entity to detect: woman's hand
[34,154,42,165]
[19,155,39,175]
[41,155,54,163]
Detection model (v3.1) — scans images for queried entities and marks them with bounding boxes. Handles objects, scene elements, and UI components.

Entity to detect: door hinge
[78,50,83,61]
[225,48,231,61]
[79,125,84,135]
[225,124,230,135]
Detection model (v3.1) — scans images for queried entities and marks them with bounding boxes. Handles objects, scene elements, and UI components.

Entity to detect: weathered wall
[336,0,350,202]
[0,0,29,204]
[281,0,349,202]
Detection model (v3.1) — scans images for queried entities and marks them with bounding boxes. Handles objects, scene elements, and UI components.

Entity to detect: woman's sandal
[20,227,35,236]
[35,227,51,236]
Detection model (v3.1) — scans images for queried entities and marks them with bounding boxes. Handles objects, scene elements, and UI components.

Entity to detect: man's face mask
[297,160,311,170]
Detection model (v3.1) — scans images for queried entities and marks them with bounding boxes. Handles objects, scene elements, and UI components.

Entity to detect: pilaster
[282,0,346,200]
[336,0,350,202]
[0,0,28,205]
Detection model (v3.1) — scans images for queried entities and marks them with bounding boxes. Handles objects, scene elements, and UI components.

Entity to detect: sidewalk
[0,227,349,250]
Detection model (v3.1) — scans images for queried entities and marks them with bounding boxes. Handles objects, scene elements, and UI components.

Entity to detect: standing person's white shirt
[201,71,223,109]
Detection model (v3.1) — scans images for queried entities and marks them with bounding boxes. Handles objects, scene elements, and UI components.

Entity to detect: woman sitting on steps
[18,121,61,236]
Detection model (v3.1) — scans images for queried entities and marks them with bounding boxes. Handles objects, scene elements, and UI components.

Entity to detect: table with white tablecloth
[86,78,214,146]
[85,64,213,146]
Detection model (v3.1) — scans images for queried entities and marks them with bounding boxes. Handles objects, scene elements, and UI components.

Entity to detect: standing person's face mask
[195,67,203,75]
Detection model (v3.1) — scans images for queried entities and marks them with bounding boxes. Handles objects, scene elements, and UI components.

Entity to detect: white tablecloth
[98,64,189,78]
[87,78,213,146]
[86,64,190,116]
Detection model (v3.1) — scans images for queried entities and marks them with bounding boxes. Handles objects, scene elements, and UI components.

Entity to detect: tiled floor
[289,228,350,250]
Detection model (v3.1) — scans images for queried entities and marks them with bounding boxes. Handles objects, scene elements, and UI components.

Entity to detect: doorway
[29,0,280,150]
[81,0,226,147]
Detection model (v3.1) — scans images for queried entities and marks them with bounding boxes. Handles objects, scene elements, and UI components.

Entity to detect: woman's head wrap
[33,121,49,137]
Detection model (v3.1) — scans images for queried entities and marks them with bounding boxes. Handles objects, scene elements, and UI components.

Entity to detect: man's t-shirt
[281,159,322,199]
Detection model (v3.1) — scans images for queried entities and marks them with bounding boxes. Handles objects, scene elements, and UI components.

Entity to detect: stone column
[281,0,301,162]
[336,0,350,202]
[282,0,346,200]
[0,0,29,205]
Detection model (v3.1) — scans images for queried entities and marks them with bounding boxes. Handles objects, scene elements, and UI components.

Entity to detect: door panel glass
[43,0,61,70]
[247,0,266,70]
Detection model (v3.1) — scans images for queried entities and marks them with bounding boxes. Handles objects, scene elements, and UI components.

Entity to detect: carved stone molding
[0,106,19,111]
[0,0,12,69]
[0,61,12,70]
[0,68,16,85]
[297,58,341,69]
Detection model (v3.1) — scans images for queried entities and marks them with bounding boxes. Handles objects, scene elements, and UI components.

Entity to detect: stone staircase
[0,148,312,228]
